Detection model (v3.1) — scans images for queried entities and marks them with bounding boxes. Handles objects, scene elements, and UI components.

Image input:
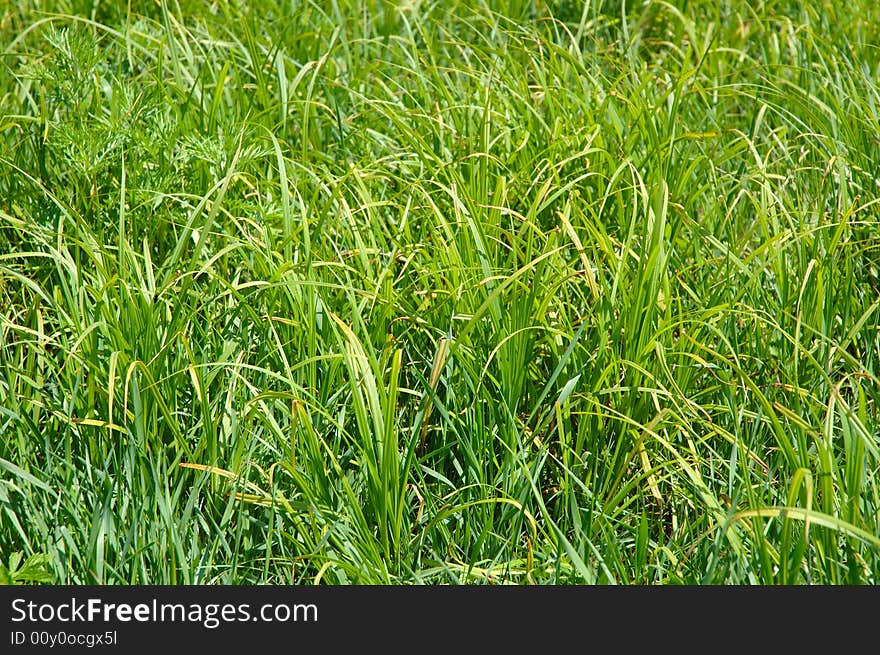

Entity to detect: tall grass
[1,0,878,584]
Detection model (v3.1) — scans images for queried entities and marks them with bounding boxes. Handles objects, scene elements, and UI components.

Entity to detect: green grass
[1,0,879,584]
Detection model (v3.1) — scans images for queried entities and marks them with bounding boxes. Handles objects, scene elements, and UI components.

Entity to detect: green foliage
[0,552,54,585]
[1,0,878,584]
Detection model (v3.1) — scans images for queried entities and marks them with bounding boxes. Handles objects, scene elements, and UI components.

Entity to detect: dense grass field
[1,0,879,584]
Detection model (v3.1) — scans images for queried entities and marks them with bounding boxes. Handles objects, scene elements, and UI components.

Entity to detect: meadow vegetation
[1,0,879,583]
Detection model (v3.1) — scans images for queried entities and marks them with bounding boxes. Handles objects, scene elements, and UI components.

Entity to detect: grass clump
[1,0,879,584]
